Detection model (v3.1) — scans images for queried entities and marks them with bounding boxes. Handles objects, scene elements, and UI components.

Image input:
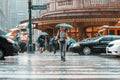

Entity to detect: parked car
[0,35,19,60]
[69,35,120,55]
[4,36,20,53]
[106,40,120,56]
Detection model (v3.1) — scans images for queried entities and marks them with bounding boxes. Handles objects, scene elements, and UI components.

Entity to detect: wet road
[0,51,120,80]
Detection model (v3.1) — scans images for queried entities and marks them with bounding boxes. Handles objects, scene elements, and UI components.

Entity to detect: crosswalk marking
[0,70,120,74]
[0,52,120,79]
[0,74,120,79]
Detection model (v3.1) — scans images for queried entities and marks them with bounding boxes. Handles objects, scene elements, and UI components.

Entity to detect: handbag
[54,40,58,44]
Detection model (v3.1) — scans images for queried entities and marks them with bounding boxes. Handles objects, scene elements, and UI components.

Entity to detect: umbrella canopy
[67,38,76,45]
[39,32,48,36]
[55,23,73,29]
[69,38,76,43]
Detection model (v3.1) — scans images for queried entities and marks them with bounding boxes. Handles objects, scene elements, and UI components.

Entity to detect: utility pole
[27,0,47,53]
[28,0,34,53]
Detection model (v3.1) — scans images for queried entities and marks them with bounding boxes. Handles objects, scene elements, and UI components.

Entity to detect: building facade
[0,0,27,31]
[8,0,17,29]
[4,0,43,31]
[16,0,28,25]
[28,0,120,41]
[0,0,9,31]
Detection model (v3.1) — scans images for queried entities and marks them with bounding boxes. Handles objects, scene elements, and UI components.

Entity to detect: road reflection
[0,53,120,80]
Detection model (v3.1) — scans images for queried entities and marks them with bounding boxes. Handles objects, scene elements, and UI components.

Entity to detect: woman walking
[55,26,68,61]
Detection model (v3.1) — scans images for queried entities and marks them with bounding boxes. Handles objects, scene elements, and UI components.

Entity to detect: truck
[97,25,120,36]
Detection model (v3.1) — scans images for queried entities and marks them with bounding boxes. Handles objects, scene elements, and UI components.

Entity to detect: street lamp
[28,0,34,53]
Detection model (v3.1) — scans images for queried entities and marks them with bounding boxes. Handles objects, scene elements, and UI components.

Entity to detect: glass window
[117,30,120,35]
[113,37,120,40]
[58,0,73,6]
[101,37,111,41]
[71,27,76,32]
[67,0,73,5]
[108,30,114,35]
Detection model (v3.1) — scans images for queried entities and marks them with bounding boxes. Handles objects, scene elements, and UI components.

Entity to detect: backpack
[50,37,55,44]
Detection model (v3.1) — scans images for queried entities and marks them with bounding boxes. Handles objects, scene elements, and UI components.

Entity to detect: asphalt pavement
[0,50,120,80]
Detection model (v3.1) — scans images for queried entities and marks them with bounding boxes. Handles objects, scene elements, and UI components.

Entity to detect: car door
[99,36,112,51]
[94,36,112,52]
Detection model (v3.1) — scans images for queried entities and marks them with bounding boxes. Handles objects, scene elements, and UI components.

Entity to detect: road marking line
[0,74,120,79]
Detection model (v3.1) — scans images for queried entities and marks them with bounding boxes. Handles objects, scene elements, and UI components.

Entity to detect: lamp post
[28,0,34,53]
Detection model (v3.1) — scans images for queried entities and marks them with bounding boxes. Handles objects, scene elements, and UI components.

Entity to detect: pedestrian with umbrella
[38,32,48,53]
[55,23,72,61]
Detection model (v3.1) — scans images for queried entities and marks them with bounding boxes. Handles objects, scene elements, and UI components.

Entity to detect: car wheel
[0,49,4,60]
[83,47,91,55]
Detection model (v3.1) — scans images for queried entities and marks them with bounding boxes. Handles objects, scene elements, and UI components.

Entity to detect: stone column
[74,22,87,41]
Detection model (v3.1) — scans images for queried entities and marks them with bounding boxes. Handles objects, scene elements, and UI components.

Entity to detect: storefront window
[71,27,76,32]
[86,26,100,37]
[108,30,114,35]
[117,30,120,35]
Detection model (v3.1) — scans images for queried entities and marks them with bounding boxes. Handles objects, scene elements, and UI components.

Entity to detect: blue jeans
[59,40,66,60]
[52,43,57,54]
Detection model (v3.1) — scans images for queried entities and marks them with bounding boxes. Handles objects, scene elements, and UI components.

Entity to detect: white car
[106,40,120,56]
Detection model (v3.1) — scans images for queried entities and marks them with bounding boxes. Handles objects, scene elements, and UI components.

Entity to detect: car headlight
[73,43,80,47]
[107,44,114,47]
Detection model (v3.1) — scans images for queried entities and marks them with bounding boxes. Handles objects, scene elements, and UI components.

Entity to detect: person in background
[55,26,68,61]
[36,38,40,51]
[50,35,57,54]
[38,35,45,53]
[19,32,29,53]
[44,36,49,51]
[66,37,76,51]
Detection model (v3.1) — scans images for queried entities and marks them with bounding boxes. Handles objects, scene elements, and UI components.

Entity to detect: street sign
[32,5,47,10]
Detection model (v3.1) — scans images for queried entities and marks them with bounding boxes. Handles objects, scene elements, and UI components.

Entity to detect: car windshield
[82,37,100,42]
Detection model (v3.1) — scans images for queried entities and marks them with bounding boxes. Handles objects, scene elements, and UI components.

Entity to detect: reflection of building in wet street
[21,0,120,41]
